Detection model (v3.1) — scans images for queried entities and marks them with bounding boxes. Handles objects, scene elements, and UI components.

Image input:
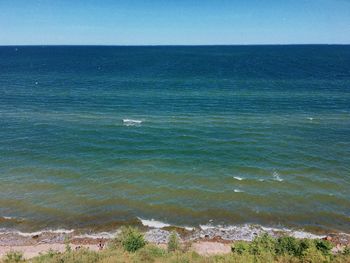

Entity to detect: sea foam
[0,223,327,243]
[233,176,244,181]
[2,216,15,220]
[138,218,170,228]
[123,119,142,126]
[0,229,74,237]
[138,218,194,231]
[273,171,283,182]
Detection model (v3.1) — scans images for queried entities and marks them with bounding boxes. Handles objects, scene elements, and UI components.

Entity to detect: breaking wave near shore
[0,216,331,246]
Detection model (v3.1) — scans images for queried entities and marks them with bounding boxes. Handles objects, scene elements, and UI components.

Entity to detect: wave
[0,229,74,237]
[138,218,327,241]
[123,119,142,126]
[0,216,25,223]
[138,217,194,231]
[138,218,170,228]
[273,171,283,182]
[234,189,244,193]
[1,216,16,220]
[0,221,331,243]
[233,176,244,181]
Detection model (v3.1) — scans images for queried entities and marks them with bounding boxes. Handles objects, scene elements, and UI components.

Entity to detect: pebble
[144,229,172,244]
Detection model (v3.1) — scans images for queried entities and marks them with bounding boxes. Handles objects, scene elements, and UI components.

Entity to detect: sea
[0,45,349,235]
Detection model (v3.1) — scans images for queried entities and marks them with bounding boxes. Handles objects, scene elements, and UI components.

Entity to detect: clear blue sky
[1,0,350,45]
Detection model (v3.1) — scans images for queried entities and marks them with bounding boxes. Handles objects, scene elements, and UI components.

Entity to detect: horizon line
[0,43,350,47]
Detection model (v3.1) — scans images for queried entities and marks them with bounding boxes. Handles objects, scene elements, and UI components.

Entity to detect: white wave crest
[233,176,244,181]
[0,224,328,243]
[234,189,244,193]
[139,218,170,228]
[273,171,283,182]
[1,216,15,220]
[138,218,194,231]
[0,216,25,221]
[0,229,74,237]
[123,119,142,126]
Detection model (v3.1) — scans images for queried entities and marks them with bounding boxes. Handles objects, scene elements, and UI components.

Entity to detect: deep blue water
[0,46,349,233]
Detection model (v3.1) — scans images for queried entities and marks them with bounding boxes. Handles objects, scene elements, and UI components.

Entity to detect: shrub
[230,234,338,262]
[297,238,314,257]
[275,236,299,256]
[167,231,180,252]
[314,239,333,255]
[3,251,24,263]
[118,226,146,252]
[300,245,331,263]
[343,246,350,256]
[231,241,250,255]
[249,233,276,255]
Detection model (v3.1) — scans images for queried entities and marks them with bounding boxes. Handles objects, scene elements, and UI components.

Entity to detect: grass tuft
[3,251,24,263]
[167,231,180,252]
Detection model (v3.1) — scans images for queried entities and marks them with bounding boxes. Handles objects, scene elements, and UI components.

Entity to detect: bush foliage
[231,233,336,261]
[117,226,146,252]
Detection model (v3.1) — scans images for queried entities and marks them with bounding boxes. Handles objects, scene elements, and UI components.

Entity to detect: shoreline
[2,215,349,238]
[1,221,349,259]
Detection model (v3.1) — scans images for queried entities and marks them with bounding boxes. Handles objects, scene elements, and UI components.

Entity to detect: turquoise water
[0,46,349,233]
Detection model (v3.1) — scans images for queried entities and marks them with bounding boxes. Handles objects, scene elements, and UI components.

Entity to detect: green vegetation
[230,233,348,262]
[343,246,350,256]
[167,231,180,252]
[231,240,250,255]
[116,226,146,252]
[2,251,24,263]
[64,235,72,253]
[2,231,350,263]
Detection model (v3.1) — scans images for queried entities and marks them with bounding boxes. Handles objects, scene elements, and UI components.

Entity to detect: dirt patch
[191,241,231,256]
[0,244,99,259]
